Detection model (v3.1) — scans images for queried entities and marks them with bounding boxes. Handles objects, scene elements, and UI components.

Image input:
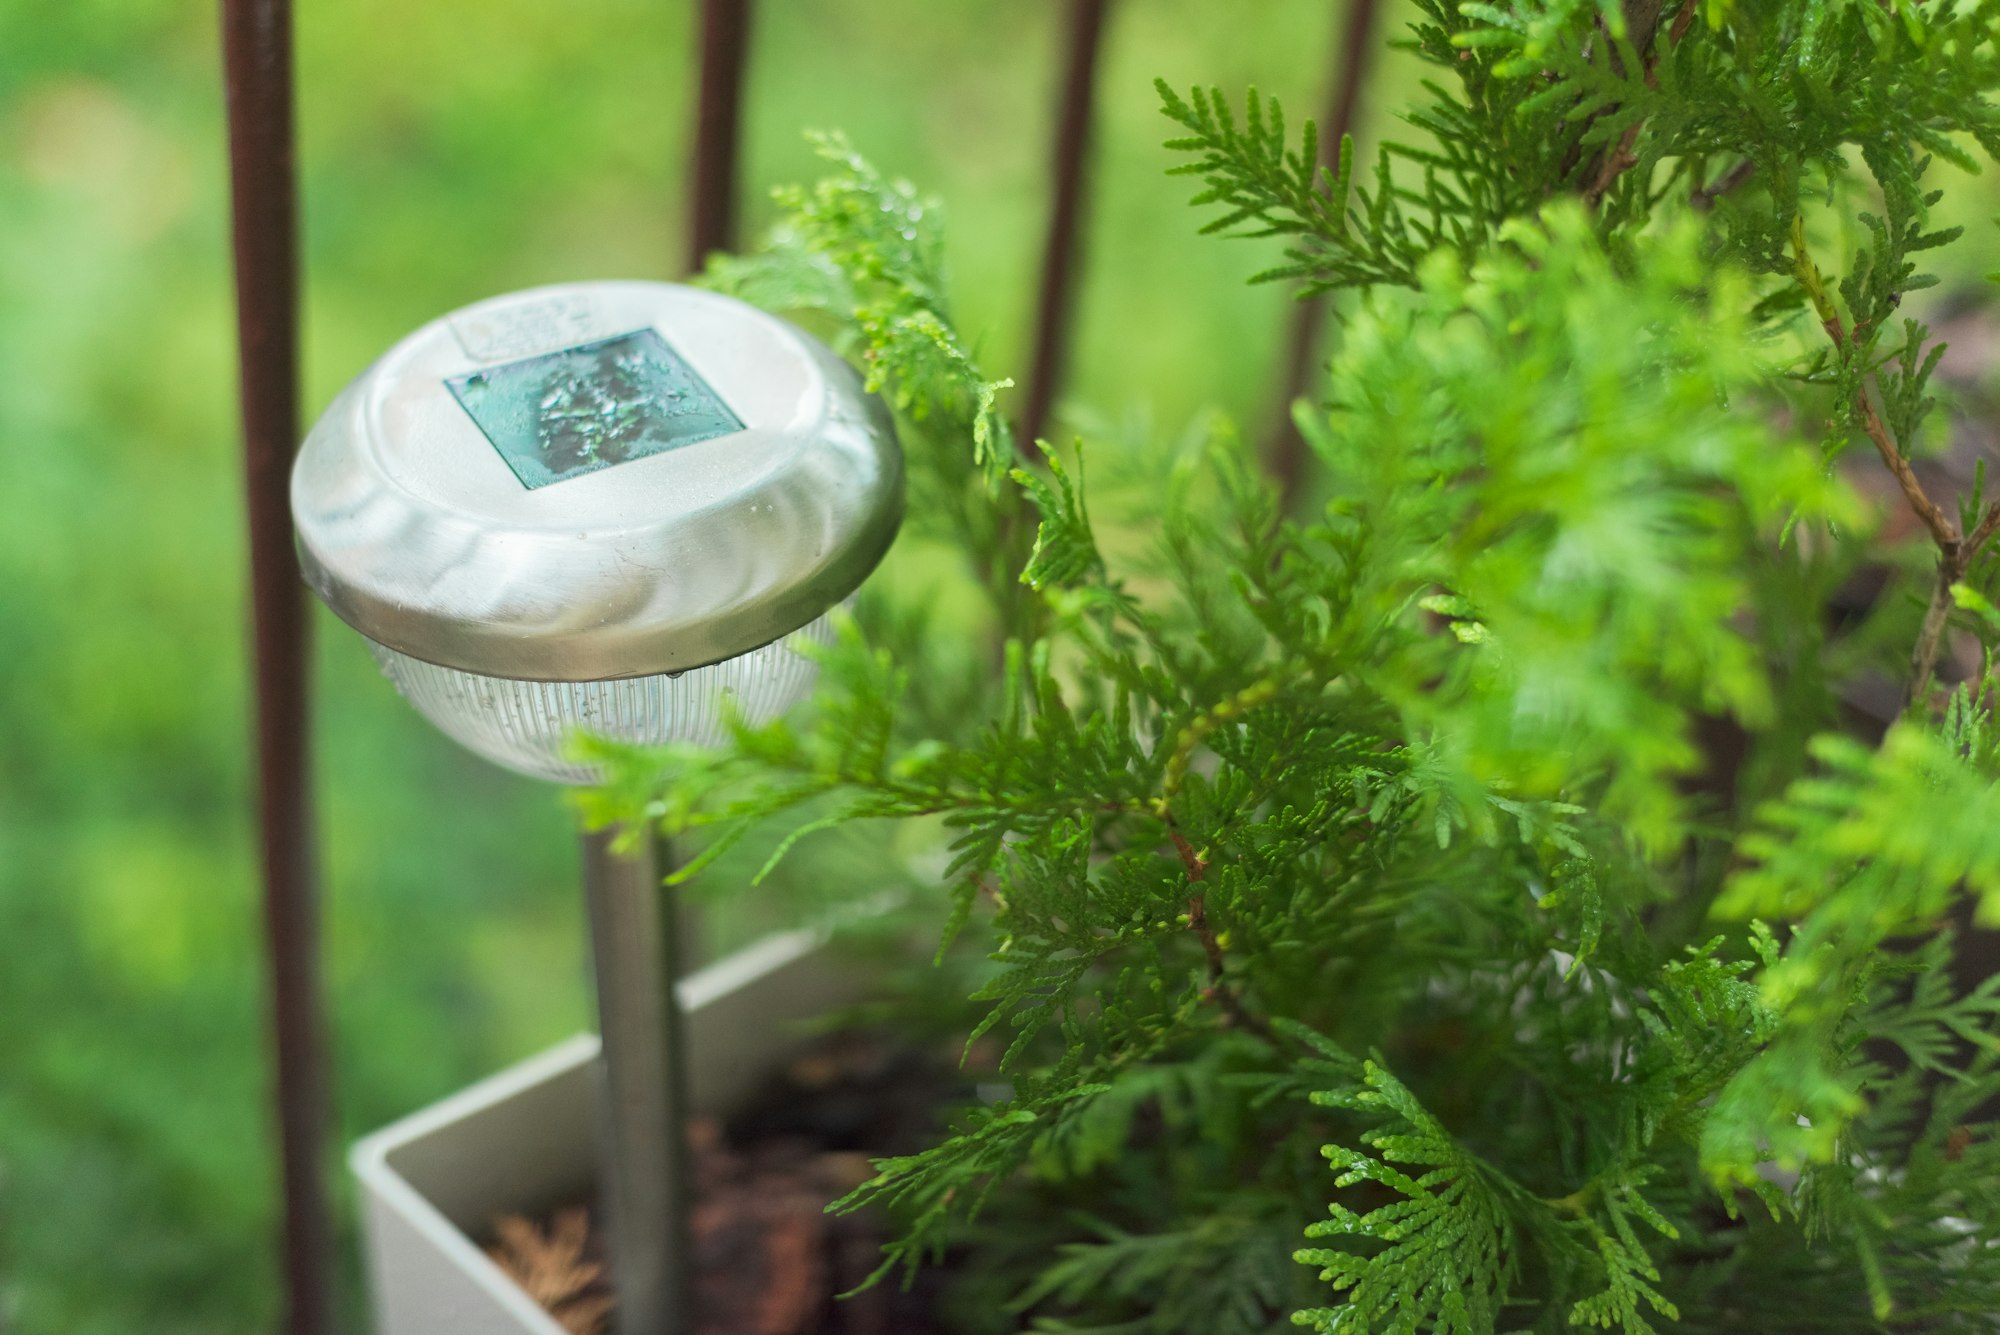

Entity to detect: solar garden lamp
[290,281,903,1334]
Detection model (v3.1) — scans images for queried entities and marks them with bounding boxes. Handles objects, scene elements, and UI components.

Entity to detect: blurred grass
[0,1,1373,1329]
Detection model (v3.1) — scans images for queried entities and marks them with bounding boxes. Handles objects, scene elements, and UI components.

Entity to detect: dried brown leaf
[488,1207,610,1335]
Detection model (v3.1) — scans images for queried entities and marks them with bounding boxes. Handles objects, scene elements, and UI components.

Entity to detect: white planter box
[350,926,864,1335]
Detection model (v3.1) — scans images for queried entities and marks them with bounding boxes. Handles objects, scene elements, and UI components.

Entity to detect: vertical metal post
[666,6,749,1311]
[688,0,754,273]
[1263,0,1383,509]
[1022,0,1112,450]
[220,2,335,1333]
[582,829,694,1335]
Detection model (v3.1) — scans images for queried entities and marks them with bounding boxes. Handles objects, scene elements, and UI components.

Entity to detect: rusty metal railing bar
[1022,0,1113,450]
[220,1,335,1331]
[1265,0,1383,508]
[688,0,755,273]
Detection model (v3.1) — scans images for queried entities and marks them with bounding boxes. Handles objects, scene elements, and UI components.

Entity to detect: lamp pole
[582,829,694,1334]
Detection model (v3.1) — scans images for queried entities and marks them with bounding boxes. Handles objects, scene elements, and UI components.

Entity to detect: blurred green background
[0,1,1391,1330]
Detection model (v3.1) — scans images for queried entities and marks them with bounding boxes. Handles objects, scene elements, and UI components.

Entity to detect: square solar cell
[446,328,744,489]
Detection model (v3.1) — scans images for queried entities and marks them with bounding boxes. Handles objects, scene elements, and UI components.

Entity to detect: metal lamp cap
[291,280,903,682]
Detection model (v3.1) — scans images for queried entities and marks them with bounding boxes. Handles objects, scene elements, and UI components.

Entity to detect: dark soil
[486,1029,964,1335]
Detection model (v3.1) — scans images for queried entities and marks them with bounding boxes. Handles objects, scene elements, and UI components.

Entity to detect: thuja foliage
[586,2,2000,1328]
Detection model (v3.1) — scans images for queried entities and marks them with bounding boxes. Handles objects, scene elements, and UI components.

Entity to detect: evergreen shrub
[590,2,2000,1327]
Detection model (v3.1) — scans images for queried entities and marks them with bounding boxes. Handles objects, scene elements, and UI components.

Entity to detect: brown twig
[1667,0,1699,43]
[1790,216,1999,708]
[1908,573,1962,712]
[1691,157,1755,211]
[1907,503,2000,711]
[1149,676,1299,1040]
[1170,830,1275,1041]
[1579,0,1698,208]
[1968,501,2000,558]
[1791,217,1961,554]
[1583,121,1644,207]
[1177,835,1220,978]
[1859,390,1961,553]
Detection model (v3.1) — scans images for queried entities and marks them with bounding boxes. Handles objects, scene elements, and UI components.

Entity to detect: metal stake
[1262,0,1386,508]
[220,0,337,1329]
[581,827,695,1335]
[687,0,754,274]
[1021,0,1113,451]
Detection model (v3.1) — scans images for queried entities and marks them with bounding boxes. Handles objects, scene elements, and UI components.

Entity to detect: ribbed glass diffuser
[370,612,833,784]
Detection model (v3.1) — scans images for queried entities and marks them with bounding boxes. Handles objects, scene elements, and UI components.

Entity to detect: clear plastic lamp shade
[369,613,835,785]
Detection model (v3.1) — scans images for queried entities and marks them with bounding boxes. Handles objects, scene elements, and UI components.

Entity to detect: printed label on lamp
[445,329,745,489]
[447,294,596,362]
